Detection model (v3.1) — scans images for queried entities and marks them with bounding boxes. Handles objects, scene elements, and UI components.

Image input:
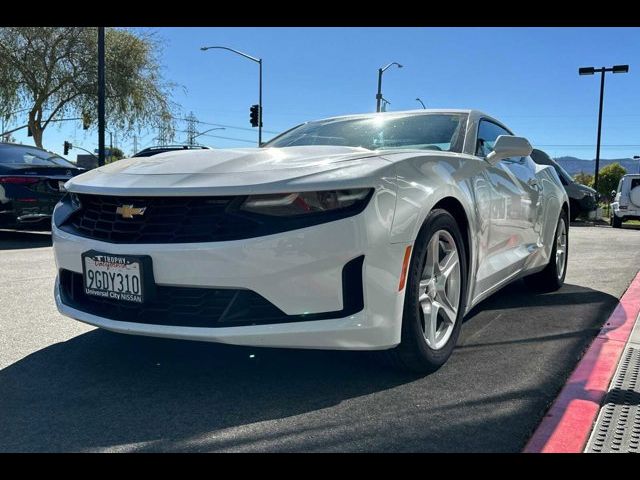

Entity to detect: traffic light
[82,111,91,130]
[249,104,260,128]
[63,141,72,156]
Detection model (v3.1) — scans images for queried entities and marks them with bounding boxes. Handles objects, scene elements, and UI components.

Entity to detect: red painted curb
[524,270,640,453]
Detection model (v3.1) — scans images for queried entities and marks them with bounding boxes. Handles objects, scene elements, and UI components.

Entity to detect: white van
[611,174,640,228]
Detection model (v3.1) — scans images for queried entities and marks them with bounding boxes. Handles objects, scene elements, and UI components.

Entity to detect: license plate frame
[81,250,155,304]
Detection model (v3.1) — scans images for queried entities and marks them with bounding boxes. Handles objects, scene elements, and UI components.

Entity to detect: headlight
[239,189,373,216]
[52,192,82,227]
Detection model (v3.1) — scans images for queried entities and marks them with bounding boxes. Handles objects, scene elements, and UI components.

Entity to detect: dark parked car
[530,148,597,221]
[132,145,211,158]
[0,143,84,229]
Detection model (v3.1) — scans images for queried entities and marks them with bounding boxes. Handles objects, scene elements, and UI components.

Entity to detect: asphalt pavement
[2,223,640,452]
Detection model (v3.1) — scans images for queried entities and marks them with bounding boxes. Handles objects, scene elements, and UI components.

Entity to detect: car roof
[316,108,482,123]
[0,142,61,156]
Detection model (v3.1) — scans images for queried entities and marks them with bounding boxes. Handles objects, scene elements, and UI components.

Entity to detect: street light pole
[376,69,383,113]
[594,69,606,195]
[579,64,629,193]
[415,97,426,109]
[258,58,262,146]
[192,127,226,141]
[376,62,403,113]
[200,46,263,146]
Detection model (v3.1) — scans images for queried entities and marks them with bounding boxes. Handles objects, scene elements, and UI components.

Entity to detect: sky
[7,27,640,161]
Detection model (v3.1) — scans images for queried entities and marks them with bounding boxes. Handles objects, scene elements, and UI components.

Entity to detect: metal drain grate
[587,346,640,453]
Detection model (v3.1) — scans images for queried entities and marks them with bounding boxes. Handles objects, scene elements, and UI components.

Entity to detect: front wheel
[524,212,568,292]
[386,209,468,373]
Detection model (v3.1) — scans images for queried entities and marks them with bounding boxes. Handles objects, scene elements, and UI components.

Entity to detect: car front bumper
[52,205,410,350]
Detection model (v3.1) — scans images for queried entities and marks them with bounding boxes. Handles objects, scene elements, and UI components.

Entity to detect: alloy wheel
[556,218,567,279]
[418,230,461,350]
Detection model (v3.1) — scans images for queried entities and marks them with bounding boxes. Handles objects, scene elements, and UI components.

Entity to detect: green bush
[597,163,626,198]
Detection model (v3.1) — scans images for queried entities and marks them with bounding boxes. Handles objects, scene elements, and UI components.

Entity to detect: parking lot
[1,223,640,452]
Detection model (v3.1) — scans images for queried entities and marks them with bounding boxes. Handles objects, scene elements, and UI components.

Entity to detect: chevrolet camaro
[52,110,569,372]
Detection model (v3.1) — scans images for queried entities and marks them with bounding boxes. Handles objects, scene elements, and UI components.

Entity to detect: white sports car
[52,109,569,372]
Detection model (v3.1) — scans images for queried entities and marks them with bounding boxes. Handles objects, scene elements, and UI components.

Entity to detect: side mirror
[611,190,617,198]
[485,135,533,165]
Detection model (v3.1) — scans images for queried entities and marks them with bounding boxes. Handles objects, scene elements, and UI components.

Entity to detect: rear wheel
[524,212,568,292]
[612,214,623,228]
[386,209,467,373]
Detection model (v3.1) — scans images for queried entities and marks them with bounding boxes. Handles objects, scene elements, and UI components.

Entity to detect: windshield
[265,113,468,152]
[0,144,76,168]
[553,162,574,185]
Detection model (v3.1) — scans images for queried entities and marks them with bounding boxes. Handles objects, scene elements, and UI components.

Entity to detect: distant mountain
[554,156,640,176]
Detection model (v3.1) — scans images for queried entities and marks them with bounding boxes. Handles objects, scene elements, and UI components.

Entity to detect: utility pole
[186,112,198,146]
[156,124,167,146]
[133,135,138,155]
[97,27,106,167]
[155,114,173,146]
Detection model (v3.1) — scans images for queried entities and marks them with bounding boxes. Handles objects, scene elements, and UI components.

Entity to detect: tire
[385,209,468,373]
[569,200,579,222]
[524,211,568,292]
[612,214,623,228]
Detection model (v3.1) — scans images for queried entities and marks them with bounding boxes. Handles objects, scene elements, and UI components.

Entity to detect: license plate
[82,252,147,303]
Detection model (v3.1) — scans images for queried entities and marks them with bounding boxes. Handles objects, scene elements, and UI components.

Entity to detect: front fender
[387,154,482,244]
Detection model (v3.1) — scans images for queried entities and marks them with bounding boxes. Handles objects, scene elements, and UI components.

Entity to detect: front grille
[59,269,288,327]
[61,194,260,243]
[57,256,364,328]
[58,191,372,244]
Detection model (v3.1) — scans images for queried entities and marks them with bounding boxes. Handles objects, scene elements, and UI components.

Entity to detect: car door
[473,119,542,298]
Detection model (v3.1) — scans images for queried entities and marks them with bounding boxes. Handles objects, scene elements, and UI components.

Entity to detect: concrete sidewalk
[586,312,640,452]
[525,271,640,453]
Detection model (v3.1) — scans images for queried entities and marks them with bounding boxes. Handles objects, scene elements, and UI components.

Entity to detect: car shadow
[0,280,619,452]
[0,329,420,452]
[0,230,52,250]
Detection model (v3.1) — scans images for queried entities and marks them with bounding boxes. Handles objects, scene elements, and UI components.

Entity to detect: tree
[574,171,594,188]
[597,163,626,198]
[0,27,175,149]
[106,146,125,164]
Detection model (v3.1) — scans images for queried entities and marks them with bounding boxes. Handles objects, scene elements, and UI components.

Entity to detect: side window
[476,119,512,157]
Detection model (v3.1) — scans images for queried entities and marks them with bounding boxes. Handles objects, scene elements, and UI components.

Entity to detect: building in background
[76,154,98,170]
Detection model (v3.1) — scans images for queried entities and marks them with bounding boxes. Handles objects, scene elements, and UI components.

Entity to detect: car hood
[65,146,393,196]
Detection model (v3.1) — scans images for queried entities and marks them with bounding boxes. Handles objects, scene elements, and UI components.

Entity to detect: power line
[196,133,257,144]
[170,115,280,135]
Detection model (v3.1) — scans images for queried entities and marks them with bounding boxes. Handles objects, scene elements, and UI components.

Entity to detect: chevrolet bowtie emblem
[116,205,147,219]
